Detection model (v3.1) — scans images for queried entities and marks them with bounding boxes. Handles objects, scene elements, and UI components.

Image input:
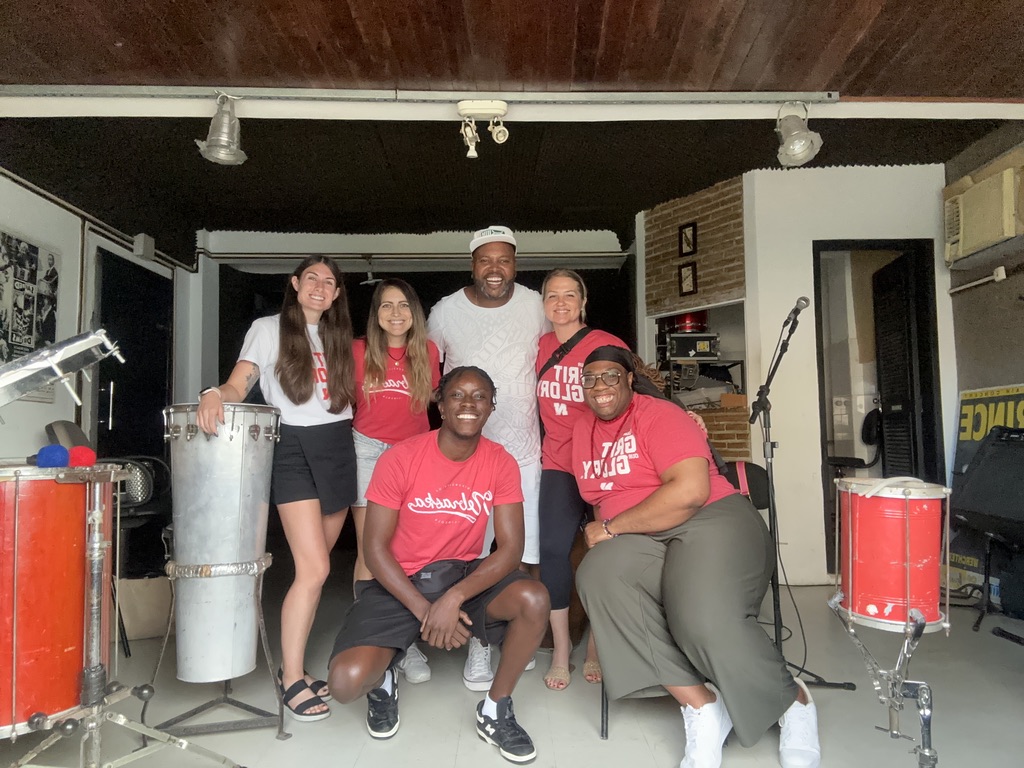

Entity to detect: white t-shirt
[427,284,548,466]
[238,314,353,427]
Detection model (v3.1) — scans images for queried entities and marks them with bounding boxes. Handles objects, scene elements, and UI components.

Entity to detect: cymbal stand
[9,475,246,768]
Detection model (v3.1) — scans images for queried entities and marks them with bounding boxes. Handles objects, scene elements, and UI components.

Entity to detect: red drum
[0,465,113,739]
[836,477,950,633]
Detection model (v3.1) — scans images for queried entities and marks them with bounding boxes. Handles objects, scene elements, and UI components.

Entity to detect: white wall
[743,165,955,584]
[0,175,83,459]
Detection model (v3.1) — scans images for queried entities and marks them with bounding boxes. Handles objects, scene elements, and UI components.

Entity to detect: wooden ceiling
[3,0,1022,97]
[0,1,1019,267]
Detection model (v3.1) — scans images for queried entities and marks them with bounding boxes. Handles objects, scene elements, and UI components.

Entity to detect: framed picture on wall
[678,221,697,257]
[678,261,698,296]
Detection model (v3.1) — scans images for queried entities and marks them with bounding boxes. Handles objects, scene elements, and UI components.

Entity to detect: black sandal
[277,669,331,722]
[305,669,332,702]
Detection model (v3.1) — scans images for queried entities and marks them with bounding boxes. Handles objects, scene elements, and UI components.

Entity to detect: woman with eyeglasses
[572,346,820,768]
[351,278,441,685]
[535,270,627,691]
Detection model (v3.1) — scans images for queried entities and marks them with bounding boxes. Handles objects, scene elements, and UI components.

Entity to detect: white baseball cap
[470,225,517,254]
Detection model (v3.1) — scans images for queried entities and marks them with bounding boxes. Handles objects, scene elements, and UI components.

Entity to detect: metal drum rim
[835,477,948,499]
[842,610,948,634]
[0,462,129,481]
[163,403,281,415]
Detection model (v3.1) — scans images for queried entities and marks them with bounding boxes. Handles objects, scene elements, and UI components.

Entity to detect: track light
[775,101,822,167]
[461,118,479,159]
[488,117,509,144]
[456,100,509,158]
[195,92,247,166]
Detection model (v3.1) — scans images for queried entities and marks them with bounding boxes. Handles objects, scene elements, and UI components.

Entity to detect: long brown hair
[363,278,433,412]
[276,256,355,412]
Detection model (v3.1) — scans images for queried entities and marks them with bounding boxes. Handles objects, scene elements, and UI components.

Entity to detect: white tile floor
[3,547,1024,768]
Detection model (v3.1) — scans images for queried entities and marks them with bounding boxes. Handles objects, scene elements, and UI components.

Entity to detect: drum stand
[9,479,248,768]
[829,602,939,768]
[829,482,951,768]
[140,556,289,741]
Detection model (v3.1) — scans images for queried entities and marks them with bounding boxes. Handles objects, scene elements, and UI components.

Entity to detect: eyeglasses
[581,370,623,389]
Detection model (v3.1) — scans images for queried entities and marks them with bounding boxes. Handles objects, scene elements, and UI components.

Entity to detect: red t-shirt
[366,431,524,576]
[571,394,736,521]
[352,338,441,444]
[536,329,628,473]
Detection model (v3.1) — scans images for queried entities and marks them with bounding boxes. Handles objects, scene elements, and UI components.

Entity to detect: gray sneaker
[463,637,493,691]
[397,642,432,684]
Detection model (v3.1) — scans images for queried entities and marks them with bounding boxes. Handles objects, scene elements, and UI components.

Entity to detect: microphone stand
[750,312,856,691]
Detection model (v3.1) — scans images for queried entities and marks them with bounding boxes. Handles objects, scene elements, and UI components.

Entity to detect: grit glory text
[581,433,638,479]
[538,363,585,404]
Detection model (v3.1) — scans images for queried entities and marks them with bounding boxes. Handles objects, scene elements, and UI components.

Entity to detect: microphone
[784,296,810,326]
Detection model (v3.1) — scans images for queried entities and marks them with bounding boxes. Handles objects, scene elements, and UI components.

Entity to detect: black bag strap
[537,327,593,380]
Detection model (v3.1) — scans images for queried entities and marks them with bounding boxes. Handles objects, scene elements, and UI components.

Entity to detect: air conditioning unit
[944,167,1021,264]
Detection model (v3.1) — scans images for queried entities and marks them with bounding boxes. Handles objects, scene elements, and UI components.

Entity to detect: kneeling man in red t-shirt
[328,366,550,764]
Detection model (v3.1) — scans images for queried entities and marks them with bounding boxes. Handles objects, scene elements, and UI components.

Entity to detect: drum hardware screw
[132,683,156,701]
[27,712,48,730]
[249,425,260,441]
[186,424,198,441]
[104,681,125,695]
[55,718,79,737]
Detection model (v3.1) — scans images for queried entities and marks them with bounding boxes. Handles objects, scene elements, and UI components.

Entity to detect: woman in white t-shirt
[197,256,357,723]
[351,279,441,684]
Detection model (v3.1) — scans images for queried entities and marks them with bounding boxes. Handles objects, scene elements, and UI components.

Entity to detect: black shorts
[330,559,531,663]
[271,420,356,515]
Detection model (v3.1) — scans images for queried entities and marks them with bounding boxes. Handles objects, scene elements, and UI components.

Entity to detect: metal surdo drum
[163,403,280,683]
[0,464,116,739]
[835,476,951,633]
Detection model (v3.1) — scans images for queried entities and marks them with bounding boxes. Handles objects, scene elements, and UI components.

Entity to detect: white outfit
[427,284,548,563]
[238,315,353,426]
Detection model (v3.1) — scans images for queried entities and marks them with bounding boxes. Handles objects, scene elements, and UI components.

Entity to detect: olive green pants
[576,492,798,747]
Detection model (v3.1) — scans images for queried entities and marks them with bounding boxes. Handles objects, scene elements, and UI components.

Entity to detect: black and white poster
[0,230,61,374]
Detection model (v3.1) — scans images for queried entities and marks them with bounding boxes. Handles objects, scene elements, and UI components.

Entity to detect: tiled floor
[3,547,1023,768]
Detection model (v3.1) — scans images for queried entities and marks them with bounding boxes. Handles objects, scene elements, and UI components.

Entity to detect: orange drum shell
[839,485,943,628]
[0,471,112,734]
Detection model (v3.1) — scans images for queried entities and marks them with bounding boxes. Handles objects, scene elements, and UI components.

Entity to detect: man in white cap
[427,225,548,692]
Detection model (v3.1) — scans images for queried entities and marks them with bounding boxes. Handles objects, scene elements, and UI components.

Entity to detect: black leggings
[538,469,588,610]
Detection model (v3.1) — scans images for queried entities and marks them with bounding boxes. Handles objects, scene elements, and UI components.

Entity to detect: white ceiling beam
[3,85,1023,120]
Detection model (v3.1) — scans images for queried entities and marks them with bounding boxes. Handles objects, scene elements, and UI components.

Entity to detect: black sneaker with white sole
[366,673,399,739]
[476,696,536,764]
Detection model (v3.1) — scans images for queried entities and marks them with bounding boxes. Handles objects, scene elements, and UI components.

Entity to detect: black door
[96,247,173,458]
[872,250,945,484]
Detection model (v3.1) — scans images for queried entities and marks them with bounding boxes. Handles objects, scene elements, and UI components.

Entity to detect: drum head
[835,476,948,500]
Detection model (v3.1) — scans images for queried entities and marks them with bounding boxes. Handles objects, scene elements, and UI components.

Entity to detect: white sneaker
[680,685,733,768]
[396,643,431,684]
[463,637,494,691]
[779,678,821,768]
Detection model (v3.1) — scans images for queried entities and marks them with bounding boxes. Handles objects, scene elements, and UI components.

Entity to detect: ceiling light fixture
[460,117,479,159]
[195,91,248,166]
[775,101,822,167]
[456,99,509,158]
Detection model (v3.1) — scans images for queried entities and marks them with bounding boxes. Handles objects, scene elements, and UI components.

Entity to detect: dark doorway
[95,247,174,458]
[813,239,945,573]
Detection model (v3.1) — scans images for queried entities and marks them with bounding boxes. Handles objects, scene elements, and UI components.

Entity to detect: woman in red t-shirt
[352,278,440,682]
[535,269,627,690]
[573,346,820,768]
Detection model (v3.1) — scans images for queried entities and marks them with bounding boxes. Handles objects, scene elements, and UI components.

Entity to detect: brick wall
[644,177,744,316]
[700,406,752,461]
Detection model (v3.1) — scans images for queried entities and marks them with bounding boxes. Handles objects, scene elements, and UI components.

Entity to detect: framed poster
[678,221,697,257]
[678,261,698,296]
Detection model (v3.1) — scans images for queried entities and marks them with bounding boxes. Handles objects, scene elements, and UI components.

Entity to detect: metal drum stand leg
[143,555,289,740]
[8,476,248,768]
